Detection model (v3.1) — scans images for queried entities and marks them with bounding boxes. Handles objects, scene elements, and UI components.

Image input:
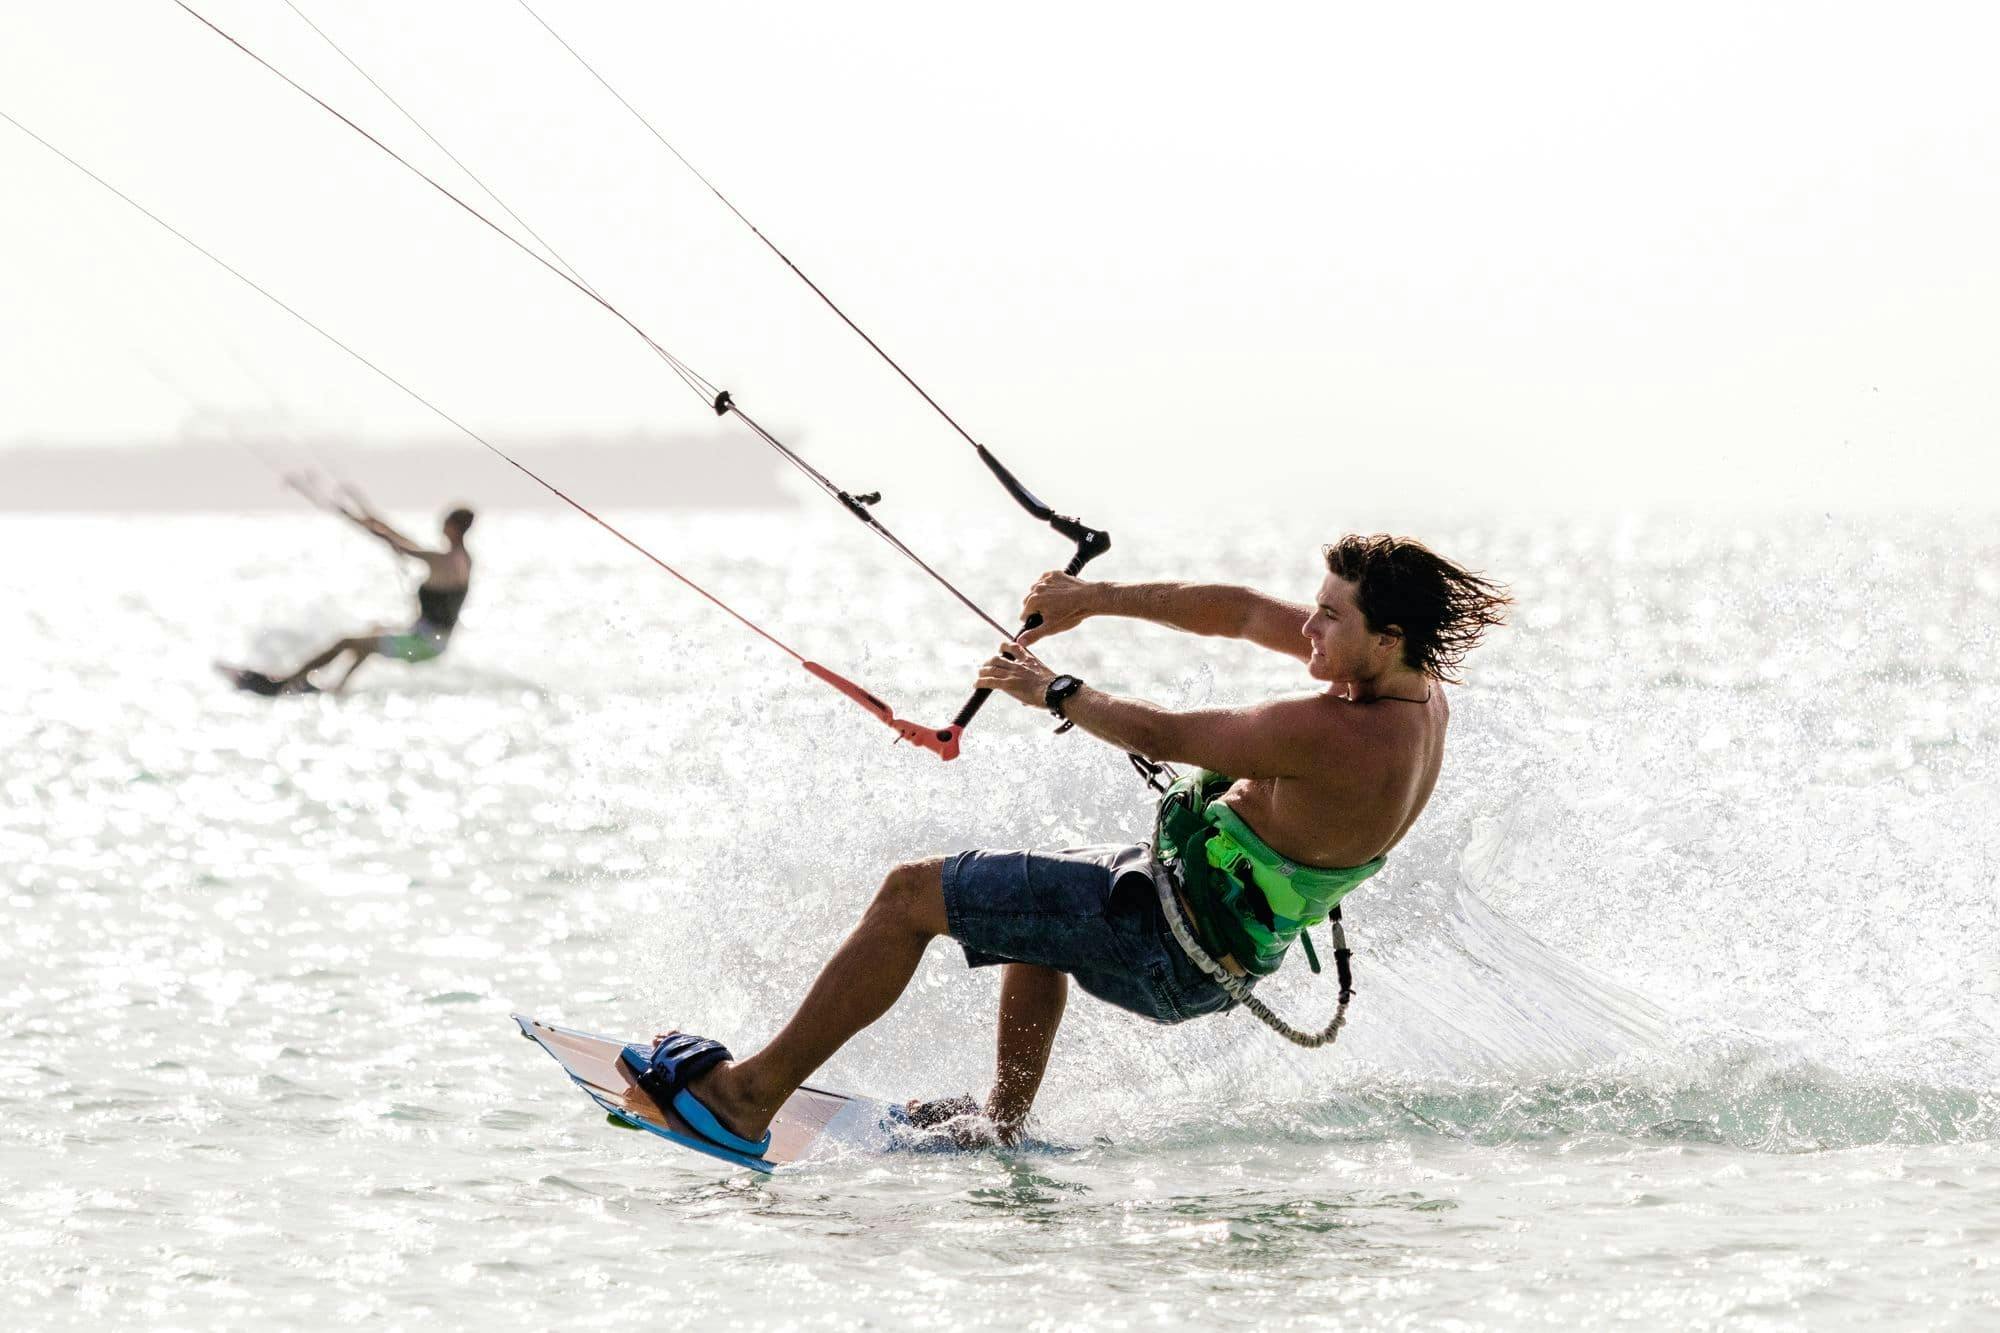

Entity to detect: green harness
[1153,770,1384,977]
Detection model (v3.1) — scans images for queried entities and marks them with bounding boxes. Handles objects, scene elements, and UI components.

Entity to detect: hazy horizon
[0,429,798,511]
[4,1,1997,517]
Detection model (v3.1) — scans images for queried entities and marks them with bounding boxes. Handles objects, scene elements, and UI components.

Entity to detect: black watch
[1044,674,1084,733]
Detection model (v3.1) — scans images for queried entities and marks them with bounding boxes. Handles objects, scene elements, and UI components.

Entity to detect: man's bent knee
[869,858,949,938]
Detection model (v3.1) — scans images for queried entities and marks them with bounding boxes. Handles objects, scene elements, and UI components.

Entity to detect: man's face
[1302,572,1384,683]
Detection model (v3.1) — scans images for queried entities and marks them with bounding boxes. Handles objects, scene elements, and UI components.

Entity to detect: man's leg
[686,858,949,1142]
[281,635,371,688]
[329,641,382,692]
[986,963,1068,1141]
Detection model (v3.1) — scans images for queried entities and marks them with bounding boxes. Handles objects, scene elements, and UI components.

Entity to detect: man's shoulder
[1302,688,1443,762]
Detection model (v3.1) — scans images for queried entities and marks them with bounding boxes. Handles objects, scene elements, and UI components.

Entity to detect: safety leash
[1153,874,1354,1049]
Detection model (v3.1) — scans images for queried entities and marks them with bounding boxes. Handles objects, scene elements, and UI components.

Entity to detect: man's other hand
[1018,571,1098,645]
[975,642,1058,709]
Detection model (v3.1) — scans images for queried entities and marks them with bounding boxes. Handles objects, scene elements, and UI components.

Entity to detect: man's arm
[1019,573,1311,662]
[1059,687,1326,777]
[974,645,1324,777]
[287,474,429,558]
[353,512,429,557]
[334,505,429,559]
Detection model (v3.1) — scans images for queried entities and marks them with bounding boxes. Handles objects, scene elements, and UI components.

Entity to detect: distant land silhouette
[0,430,793,511]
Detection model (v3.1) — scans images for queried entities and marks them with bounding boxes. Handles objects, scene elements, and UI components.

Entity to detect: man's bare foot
[903,1095,1002,1149]
[903,1094,979,1128]
[649,1032,775,1143]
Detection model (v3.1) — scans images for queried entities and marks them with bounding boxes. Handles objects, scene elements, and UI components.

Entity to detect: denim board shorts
[941,844,1243,1025]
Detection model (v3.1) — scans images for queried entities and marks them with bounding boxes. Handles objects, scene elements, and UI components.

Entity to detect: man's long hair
[1324,535,1510,682]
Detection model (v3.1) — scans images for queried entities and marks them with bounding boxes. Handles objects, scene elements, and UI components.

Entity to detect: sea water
[3,508,1996,1330]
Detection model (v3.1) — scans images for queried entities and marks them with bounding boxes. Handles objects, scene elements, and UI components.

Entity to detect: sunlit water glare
[3,509,1997,1329]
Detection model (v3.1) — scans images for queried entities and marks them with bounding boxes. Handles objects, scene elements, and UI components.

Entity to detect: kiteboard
[215,662,320,696]
[513,1014,902,1173]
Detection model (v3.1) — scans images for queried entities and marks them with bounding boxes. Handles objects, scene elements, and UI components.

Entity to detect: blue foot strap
[621,1033,772,1159]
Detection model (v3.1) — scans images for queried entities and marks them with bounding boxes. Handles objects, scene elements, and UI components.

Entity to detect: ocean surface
[3,508,1997,1330]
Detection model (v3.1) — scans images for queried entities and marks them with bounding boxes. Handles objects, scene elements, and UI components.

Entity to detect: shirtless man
[633,535,1507,1157]
[270,496,475,693]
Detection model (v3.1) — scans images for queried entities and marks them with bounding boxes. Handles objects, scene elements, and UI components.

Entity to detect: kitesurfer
[267,497,475,693]
[630,535,1508,1156]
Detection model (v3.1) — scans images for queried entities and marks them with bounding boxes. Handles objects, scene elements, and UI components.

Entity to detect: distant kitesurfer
[254,491,475,694]
[631,536,1508,1156]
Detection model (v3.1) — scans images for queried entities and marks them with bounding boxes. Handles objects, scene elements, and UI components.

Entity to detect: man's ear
[1378,624,1405,650]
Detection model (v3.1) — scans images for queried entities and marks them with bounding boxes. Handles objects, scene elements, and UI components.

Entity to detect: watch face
[1046,675,1080,713]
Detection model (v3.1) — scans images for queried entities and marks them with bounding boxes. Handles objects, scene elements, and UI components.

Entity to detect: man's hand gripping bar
[941,445,1112,746]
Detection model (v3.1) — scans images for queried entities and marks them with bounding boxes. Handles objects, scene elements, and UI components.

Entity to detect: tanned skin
[672,564,1448,1147]
[278,490,472,692]
[1010,570,1447,867]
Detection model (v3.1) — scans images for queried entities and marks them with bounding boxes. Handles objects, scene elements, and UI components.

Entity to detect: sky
[2,0,1997,513]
